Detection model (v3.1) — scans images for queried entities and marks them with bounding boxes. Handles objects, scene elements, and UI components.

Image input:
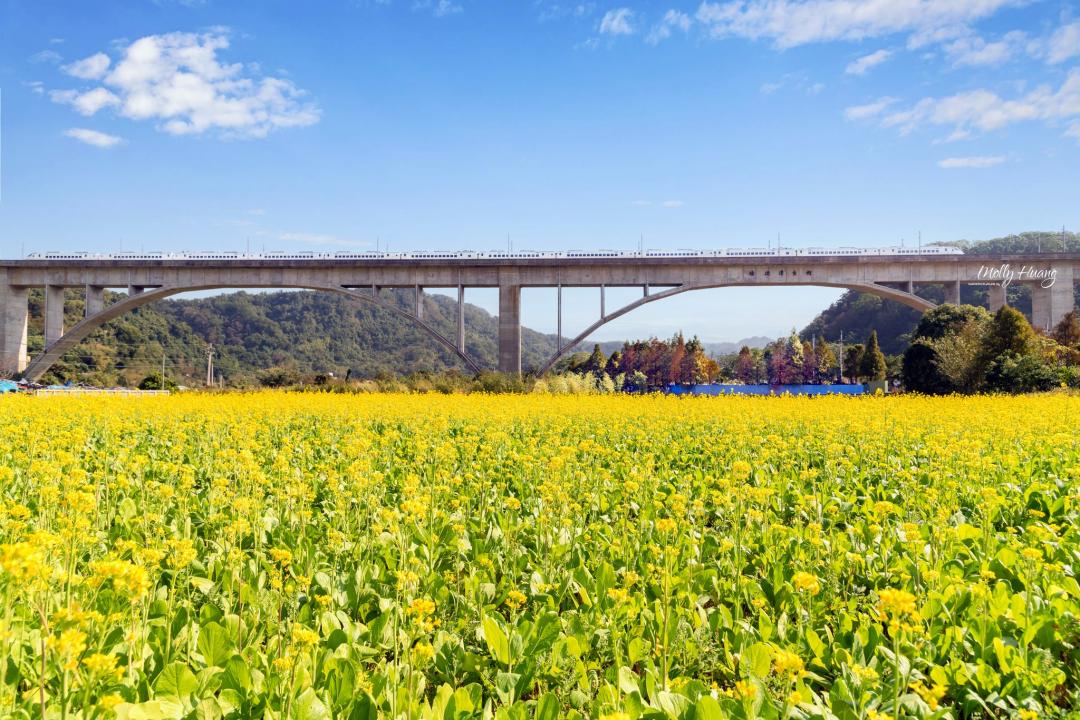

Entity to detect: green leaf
[694,696,723,720]
[805,629,825,659]
[742,643,773,679]
[114,700,186,720]
[197,622,235,668]
[495,672,521,705]
[534,693,560,720]
[296,688,330,720]
[483,615,511,665]
[220,656,252,694]
[153,662,197,700]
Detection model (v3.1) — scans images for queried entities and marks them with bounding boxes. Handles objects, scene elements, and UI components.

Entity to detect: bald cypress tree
[859,330,888,381]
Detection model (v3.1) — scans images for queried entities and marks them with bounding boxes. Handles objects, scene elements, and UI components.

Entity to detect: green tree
[843,344,864,383]
[815,335,837,379]
[858,330,887,381]
[913,303,992,342]
[603,350,623,378]
[1052,310,1080,348]
[138,372,178,391]
[980,306,1038,361]
[581,344,607,376]
[901,342,952,394]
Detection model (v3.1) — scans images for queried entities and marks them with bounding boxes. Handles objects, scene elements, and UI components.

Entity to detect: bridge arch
[535,281,935,375]
[21,283,482,382]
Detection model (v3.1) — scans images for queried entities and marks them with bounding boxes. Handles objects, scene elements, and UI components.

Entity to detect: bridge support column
[0,282,29,376]
[988,284,1007,313]
[557,285,562,351]
[456,286,465,353]
[415,285,423,321]
[45,285,65,348]
[85,285,105,317]
[498,283,521,374]
[943,280,961,305]
[1031,268,1075,332]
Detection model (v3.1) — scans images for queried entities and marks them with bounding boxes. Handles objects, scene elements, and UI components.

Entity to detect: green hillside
[802,231,1080,354]
[32,289,558,386]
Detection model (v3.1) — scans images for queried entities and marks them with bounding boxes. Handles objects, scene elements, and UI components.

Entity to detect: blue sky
[1,0,1078,343]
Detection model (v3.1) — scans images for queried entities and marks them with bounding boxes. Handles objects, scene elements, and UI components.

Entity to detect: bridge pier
[45,285,65,348]
[1031,269,1075,332]
[456,285,465,353]
[943,280,961,305]
[0,282,29,375]
[86,285,106,317]
[498,283,521,374]
[989,284,1007,313]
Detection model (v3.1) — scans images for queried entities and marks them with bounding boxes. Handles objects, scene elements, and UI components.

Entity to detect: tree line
[902,304,1080,393]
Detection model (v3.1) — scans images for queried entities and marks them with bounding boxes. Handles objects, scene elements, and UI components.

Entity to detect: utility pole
[161,352,166,391]
[205,344,214,388]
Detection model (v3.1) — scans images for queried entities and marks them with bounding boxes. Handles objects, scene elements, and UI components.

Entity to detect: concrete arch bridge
[1,253,1075,380]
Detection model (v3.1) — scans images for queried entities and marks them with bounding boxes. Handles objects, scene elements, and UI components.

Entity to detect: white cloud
[599,7,634,35]
[943,30,1025,67]
[63,52,111,80]
[64,128,123,148]
[24,81,45,96]
[694,0,1019,49]
[29,49,63,64]
[845,49,891,75]
[631,200,653,206]
[433,0,462,16]
[51,87,121,115]
[48,31,320,139]
[843,96,896,120]
[647,9,693,44]
[1047,21,1080,64]
[881,69,1080,142]
[937,155,1005,168]
[761,71,825,96]
[279,232,370,248]
[662,199,685,208]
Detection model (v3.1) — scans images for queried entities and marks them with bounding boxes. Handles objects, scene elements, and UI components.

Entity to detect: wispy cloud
[29,49,62,64]
[661,200,685,208]
[844,96,897,120]
[880,69,1080,143]
[937,155,1005,168]
[48,30,320,139]
[1046,21,1080,64]
[694,0,1020,49]
[64,128,123,148]
[409,0,462,16]
[63,52,111,79]
[599,7,634,35]
[760,72,824,96]
[942,31,1025,67]
[646,9,692,44]
[845,49,891,75]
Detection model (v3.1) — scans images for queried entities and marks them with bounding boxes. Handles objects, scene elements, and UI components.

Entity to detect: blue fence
[661,383,867,397]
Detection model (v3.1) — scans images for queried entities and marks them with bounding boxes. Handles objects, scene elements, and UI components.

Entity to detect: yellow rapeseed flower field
[0,392,1078,720]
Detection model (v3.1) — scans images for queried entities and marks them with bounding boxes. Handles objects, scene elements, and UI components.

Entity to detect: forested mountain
[33,289,559,386]
[801,231,1080,355]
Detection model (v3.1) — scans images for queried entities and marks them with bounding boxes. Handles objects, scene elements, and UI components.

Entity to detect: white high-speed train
[26,246,964,260]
